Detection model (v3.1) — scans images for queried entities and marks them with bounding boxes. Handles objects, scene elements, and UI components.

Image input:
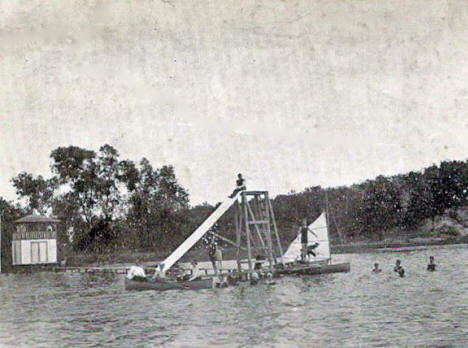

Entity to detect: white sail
[283,212,330,263]
[161,192,241,272]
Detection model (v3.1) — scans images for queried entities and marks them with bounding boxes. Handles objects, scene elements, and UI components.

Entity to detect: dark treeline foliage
[271,160,468,244]
[9,144,191,254]
[0,198,24,271]
[212,160,468,246]
[3,145,468,269]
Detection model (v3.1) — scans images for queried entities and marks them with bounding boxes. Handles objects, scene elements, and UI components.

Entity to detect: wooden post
[246,202,266,248]
[325,190,341,246]
[254,195,261,221]
[0,203,2,273]
[235,200,242,272]
[209,231,243,249]
[268,199,283,262]
[264,192,274,271]
[325,190,330,233]
[325,190,336,263]
[242,192,253,273]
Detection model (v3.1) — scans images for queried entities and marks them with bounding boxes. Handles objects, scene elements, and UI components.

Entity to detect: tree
[423,165,445,227]
[95,144,124,221]
[125,159,190,251]
[50,146,97,225]
[50,144,138,251]
[51,192,87,250]
[11,172,57,214]
[0,198,24,272]
[402,171,433,228]
[358,176,402,239]
[439,160,468,210]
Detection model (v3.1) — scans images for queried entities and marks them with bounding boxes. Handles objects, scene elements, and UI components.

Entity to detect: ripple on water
[0,245,467,347]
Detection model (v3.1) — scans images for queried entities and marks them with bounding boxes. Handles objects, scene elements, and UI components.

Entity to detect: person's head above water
[429,256,434,262]
[237,173,243,178]
[396,259,401,266]
[374,263,379,268]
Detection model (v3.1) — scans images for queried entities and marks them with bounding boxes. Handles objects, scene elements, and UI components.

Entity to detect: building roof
[15,214,60,223]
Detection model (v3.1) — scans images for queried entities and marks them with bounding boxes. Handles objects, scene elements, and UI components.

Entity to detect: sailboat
[275,212,350,276]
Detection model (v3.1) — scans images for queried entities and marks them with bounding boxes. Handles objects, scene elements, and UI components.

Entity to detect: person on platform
[189,260,201,281]
[127,261,147,282]
[427,256,436,272]
[254,255,264,272]
[300,218,317,262]
[266,272,276,285]
[393,259,405,277]
[153,263,166,280]
[215,245,223,271]
[306,242,320,260]
[213,274,229,288]
[208,240,218,275]
[229,173,246,198]
[250,271,259,285]
[372,263,382,273]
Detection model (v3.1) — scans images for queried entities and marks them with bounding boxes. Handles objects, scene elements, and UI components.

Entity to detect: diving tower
[160,190,283,275]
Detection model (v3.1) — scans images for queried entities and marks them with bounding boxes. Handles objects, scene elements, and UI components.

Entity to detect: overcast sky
[1,1,468,206]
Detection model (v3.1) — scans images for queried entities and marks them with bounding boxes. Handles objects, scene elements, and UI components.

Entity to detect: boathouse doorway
[12,214,60,266]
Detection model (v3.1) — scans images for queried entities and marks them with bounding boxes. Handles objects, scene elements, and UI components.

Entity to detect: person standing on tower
[229,173,246,198]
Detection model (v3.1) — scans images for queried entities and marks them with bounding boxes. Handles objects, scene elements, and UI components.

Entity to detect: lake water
[0,245,467,347]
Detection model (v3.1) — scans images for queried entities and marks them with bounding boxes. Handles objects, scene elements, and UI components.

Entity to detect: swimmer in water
[266,272,276,285]
[250,271,259,285]
[427,256,436,272]
[393,259,405,277]
[372,262,382,273]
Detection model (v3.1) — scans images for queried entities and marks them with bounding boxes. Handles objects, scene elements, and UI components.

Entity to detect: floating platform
[124,262,351,292]
[54,265,235,276]
[55,266,155,275]
[125,277,215,291]
[274,262,351,276]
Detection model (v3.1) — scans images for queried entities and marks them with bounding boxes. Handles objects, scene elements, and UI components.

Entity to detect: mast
[325,190,330,232]
[324,190,333,263]
[325,189,343,246]
[0,203,2,273]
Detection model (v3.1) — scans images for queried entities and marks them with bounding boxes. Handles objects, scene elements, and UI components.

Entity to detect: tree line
[4,145,193,256]
[1,144,468,270]
[273,160,468,243]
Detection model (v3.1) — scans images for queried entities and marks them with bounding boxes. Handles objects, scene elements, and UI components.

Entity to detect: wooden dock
[54,265,237,275]
[54,266,153,274]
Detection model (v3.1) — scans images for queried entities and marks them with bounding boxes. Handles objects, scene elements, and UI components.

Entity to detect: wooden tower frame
[234,190,283,274]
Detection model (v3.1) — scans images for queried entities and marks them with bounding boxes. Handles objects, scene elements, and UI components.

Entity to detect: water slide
[161,192,241,272]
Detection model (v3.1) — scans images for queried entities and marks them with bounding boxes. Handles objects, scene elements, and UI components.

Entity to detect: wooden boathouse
[12,214,60,266]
